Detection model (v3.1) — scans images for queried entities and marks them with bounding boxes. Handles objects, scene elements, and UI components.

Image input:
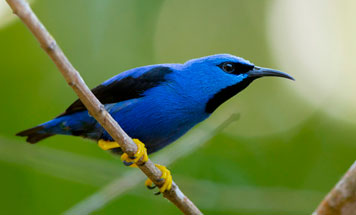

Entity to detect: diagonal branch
[65,114,240,215]
[5,0,202,214]
[314,161,356,215]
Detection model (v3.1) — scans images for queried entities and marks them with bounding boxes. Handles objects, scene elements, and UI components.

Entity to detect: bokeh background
[1,0,356,214]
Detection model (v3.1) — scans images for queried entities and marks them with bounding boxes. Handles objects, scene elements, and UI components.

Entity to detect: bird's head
[180,54,294,113]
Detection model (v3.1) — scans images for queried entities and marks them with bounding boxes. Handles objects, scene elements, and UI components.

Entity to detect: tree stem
[314,161,356,215]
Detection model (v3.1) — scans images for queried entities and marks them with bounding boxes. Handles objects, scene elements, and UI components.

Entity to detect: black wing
[57,66,173,117]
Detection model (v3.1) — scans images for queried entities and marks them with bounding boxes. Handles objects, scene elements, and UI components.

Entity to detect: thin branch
[6,0,202,214]
[314,161,356,215]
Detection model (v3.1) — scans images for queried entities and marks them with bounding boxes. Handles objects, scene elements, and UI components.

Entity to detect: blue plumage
[17,54,293,153]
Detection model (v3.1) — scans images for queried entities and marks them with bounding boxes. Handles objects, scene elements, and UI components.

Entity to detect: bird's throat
[205,78,253,113]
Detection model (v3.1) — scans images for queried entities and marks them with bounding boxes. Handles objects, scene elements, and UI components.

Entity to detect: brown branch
[314,161,356,215]
[6,0,202,214]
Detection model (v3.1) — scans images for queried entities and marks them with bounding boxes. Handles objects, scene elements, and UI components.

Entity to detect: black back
[58,66,173,117]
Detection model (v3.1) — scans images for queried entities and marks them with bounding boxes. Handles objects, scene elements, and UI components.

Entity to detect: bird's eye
[221,62,235,73]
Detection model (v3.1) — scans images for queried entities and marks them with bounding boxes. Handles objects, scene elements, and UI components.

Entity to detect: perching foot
[98,139,171,194]
[98,138,148,167]
[120,139,148,167]
[145,164,173,195]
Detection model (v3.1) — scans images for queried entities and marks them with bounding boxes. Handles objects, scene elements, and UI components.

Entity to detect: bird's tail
[16,125,54,144]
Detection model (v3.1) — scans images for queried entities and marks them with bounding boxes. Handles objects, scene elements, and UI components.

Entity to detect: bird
[17,54,294,193]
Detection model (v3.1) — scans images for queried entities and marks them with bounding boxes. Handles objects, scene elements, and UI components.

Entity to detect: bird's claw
[120,139,148,167]
[146,184,156,190]
[122,160,134,166]
[145,164,172,194]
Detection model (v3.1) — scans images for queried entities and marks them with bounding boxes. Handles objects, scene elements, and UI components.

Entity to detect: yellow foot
[145,164,173,195]
[98,139,120,150]
[120,139,149,167]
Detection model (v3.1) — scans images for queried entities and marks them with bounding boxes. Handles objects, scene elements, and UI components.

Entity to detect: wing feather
[57,66,173,117]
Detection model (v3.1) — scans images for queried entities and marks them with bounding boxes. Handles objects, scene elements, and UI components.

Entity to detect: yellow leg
[98,139,120,150]
[145,164,173,194]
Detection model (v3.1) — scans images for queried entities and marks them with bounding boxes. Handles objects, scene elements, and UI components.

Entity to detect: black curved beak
[247,66,295,81]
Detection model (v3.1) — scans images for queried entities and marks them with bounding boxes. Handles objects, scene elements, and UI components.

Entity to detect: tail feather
[16,125,54,144]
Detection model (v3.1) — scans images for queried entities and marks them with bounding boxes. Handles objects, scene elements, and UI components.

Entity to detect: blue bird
[17,54,293,193]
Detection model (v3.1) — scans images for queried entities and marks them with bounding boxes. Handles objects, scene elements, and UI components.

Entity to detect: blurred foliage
[0,0,355,215]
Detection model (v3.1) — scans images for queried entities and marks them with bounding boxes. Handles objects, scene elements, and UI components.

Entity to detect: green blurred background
[1,0,356,214]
